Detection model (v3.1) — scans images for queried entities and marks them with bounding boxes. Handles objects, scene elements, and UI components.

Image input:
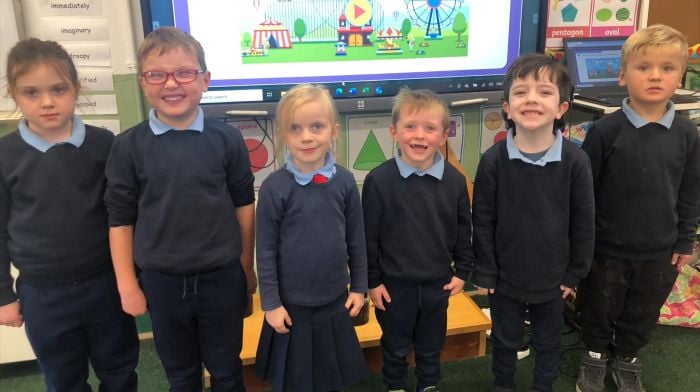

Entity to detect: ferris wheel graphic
[406,0,463,39]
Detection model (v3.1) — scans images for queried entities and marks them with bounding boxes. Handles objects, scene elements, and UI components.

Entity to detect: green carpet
[1,324,697,391]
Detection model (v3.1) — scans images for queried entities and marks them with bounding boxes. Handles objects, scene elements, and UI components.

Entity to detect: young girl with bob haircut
[0,38,139,391]
[255,84,369,391]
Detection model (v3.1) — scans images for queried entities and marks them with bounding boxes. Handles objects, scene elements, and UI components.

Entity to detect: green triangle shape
[354,129,387,171]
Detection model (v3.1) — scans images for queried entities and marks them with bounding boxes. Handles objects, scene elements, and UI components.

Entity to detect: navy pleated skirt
[255,293,369,391]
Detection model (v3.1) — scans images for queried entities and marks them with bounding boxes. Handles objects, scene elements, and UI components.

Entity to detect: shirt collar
[506,128,563,166]
[18,114,86,153]
[621,98,675,129]
[285,150,337,185]
[149,107,205,135]
[394,148,445,180]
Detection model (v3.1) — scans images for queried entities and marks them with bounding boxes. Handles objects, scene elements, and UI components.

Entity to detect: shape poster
[545,0,639,49]
[227,119,277,189]
[347,114,465,184]
[480,105,508,154]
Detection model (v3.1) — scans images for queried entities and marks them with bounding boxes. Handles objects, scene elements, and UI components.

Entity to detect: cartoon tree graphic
[453,12,467,42]
[353,130,387,171]
[400,18,412,39]
[294,18,307,43]
[242,32,252,48]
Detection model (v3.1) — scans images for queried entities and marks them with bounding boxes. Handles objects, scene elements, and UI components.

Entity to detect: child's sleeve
[361,173,383,289]
[471,154,498,289]
[345,176,368,294]
[563,154,595,288]
[0,174,16,305]
[673,132,700,254]
[225,129,255,207]
[103,136,139,227]
[580,124,604,193]
[255,180,283,311]
[452,177,475,281]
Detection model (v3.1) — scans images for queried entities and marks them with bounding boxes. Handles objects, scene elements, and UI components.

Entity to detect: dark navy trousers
[489,290,564,392]
[375,275,451,391]
[139,262,248,392]
[18,269,139,392]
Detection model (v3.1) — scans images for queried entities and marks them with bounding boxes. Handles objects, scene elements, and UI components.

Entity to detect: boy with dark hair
[472,53,595,392]
[105,26,256,391]
[576,24,700,392]
[362,88,475,392]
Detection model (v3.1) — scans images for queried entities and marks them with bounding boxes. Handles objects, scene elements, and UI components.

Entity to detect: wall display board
[346,113,464,183]
[479,105,508,155]
[545,0,640,51]
[225,118,278,189]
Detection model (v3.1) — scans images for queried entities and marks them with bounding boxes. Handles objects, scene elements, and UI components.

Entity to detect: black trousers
[140,262,248,392]
[18,270,139,392]
[489,291,564,392]
[375,275,450,391]
[578,254,678,358]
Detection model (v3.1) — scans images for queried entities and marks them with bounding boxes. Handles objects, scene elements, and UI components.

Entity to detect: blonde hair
[275,84,340,154]
[391,88,450,132]
[621,24,688,69]
[137,26,207,73]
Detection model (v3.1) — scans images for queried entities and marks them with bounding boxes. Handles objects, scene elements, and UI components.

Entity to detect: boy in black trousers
[105,27,256,391]
[472,53,595,392]
[576,24,700,392]
[362,88,475,392]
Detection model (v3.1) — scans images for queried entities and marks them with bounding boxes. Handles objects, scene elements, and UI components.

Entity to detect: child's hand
[345,292,365,317]
[474,285,495,295]
[443,276,466,296]
[560,284,573,299]
[243,266,258,295]
[369,285,391,311]
[120,287,148,317]
[671,253,694,272]
[0,301,23,327]
[265,306,292,334]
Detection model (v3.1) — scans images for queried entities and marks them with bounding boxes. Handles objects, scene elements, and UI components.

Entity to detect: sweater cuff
[368,276,383,289]
[472,274,497,290]
[562,270,580,289]
[672,238,694,255]
[454,269,471,283]
[0,288,17,307]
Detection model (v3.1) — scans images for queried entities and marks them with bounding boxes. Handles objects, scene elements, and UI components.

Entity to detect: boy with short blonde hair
[105,26,256,391]
[363,88,474,392]
[577,24,700,392]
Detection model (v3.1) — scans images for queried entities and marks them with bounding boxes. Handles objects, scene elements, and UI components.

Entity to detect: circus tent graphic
[252,19,293,49]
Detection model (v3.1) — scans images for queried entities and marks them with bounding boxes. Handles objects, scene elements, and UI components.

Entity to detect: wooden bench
[206,292,492,390]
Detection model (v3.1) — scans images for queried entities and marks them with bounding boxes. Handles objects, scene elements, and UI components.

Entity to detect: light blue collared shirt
[285,150,337,185]
[506,129,563,166]
[148,107,205,135]
[394,148,445,180]
[18,114,86,153]
[621,98,675,130]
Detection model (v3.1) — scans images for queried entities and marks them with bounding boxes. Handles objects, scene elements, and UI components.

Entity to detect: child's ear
[332,123,340,141]
[556,101,570,119]
[502,101,512,119]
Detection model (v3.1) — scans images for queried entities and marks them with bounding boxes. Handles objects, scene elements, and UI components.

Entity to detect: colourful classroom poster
[347,115,395,184]
[480,105,508,154]
[227,119,277,189]
[347,114,464,184]
[545,0,639,49]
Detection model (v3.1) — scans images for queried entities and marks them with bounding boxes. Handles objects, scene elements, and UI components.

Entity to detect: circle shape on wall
[245,138,269,173]
[485,111,503,131]
[616,8,631,21]
[596,8,613,22]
